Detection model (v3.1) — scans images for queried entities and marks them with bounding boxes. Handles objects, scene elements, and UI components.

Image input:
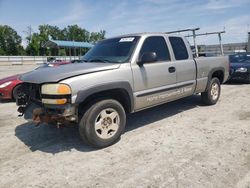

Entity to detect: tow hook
[17,106,26,117]
[32,108,64,128]
[32,108,43,127]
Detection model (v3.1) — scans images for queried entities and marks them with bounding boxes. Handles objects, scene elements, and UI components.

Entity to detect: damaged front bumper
[16,85,77,125]
[18,101,78,125]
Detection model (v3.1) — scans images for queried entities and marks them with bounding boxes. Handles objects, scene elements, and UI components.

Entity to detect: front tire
[201,77,221,105]
[79,99,126,148]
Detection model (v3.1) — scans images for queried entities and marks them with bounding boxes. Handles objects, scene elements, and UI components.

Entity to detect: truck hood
[20,62,120,84]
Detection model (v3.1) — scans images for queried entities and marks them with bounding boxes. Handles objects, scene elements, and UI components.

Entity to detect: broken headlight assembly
[41,83,71,105]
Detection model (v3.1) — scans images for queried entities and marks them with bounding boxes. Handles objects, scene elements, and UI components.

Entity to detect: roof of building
[44,39,94,48]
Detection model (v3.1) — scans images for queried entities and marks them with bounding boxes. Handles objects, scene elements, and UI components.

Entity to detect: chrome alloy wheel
[94,108,120,139]
[211,82,219,101]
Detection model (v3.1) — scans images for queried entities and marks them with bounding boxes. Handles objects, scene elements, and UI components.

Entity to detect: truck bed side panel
[194,56,229,93]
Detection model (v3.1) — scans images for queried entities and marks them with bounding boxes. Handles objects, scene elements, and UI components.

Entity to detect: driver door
[131,36,177,110]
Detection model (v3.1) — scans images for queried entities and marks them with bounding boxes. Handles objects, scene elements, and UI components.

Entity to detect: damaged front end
[16,83,77,126]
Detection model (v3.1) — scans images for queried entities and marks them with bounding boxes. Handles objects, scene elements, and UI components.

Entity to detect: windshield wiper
[80,59,88,62]
[88,58,114,63]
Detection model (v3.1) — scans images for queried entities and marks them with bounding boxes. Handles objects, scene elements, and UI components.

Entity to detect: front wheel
[201,77,221,105]
[79,99,126,148]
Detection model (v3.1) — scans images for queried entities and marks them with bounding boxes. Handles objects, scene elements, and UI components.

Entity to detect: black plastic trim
[75,81,134,112]
[41,94,71,99]
[205,67,225,91]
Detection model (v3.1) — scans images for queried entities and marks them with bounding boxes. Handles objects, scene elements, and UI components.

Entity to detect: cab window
[169,37,189,60]
[139,36,170,62]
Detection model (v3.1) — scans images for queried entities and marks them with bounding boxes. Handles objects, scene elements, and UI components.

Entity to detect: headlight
[0,81,12,88]
[41,83,71,105]
[41,83,71,95]
[235,67,247,73]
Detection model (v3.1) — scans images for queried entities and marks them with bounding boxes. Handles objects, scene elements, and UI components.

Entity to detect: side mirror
[137,52,157,66]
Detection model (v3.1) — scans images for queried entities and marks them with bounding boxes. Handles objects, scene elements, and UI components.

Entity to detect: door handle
[168,67,176,73]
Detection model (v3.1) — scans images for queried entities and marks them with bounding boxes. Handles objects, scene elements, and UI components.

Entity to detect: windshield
[229,53,250,63]
[82,36,140,63]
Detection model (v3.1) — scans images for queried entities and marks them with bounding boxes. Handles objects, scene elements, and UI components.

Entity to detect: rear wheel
[201,77,221,105]
[79,99,126,148]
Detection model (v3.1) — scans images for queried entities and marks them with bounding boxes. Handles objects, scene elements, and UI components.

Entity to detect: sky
[0,0,249,46]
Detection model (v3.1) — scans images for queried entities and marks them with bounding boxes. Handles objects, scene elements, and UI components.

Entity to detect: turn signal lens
[42,98,67,105]
[57,84,71,94]
[56,99,67,104]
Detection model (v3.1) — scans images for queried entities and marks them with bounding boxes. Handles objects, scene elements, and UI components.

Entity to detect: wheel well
[78,89,132,116]
[212,70,224,83]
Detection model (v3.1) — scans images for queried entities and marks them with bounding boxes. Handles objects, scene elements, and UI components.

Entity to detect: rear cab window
[139,36,171,62]
[169,37,189,60]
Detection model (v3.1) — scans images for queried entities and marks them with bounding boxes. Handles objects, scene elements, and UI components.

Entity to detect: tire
[79,99,126,148]
[12,84,22,100]
[246,76,250,84]
[201,77,221,105]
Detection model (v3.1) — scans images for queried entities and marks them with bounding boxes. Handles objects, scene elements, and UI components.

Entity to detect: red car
[0,74,22,100]
[47,60,71,67]
[0,60,74,100]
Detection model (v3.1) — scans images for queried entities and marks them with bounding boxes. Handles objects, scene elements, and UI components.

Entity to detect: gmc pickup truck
[17,33,229,148]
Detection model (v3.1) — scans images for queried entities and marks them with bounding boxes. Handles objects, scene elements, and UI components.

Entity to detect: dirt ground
[0,65,38,79]
[0,65,250,188]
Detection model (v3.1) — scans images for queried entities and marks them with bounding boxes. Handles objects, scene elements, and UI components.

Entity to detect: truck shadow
[224,80,249,85]
[126,95,202,132]
[15,95,202,154]
[0,99,14,103]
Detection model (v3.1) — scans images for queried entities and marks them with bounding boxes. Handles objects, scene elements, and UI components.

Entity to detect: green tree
[59,49,66,56]
[0,25,24,55]
[24,24,106,56]
[62,25,90,42]
[39,24,64,41]
[26,33,41,55]
[89,30,106,43]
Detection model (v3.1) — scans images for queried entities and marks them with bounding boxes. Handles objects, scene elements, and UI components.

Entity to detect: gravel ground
[0,65,250,188]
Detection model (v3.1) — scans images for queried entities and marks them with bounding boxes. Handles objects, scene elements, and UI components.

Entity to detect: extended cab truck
[17,33,229,148]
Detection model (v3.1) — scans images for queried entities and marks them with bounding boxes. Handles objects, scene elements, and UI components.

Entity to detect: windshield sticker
[119,37,135,42]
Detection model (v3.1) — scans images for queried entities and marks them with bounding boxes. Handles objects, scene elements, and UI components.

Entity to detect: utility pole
[166,28,200,57]
[23,25,33,45]
[247,32,250,53]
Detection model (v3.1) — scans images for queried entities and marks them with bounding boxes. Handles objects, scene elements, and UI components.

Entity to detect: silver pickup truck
[17,33,229,148]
